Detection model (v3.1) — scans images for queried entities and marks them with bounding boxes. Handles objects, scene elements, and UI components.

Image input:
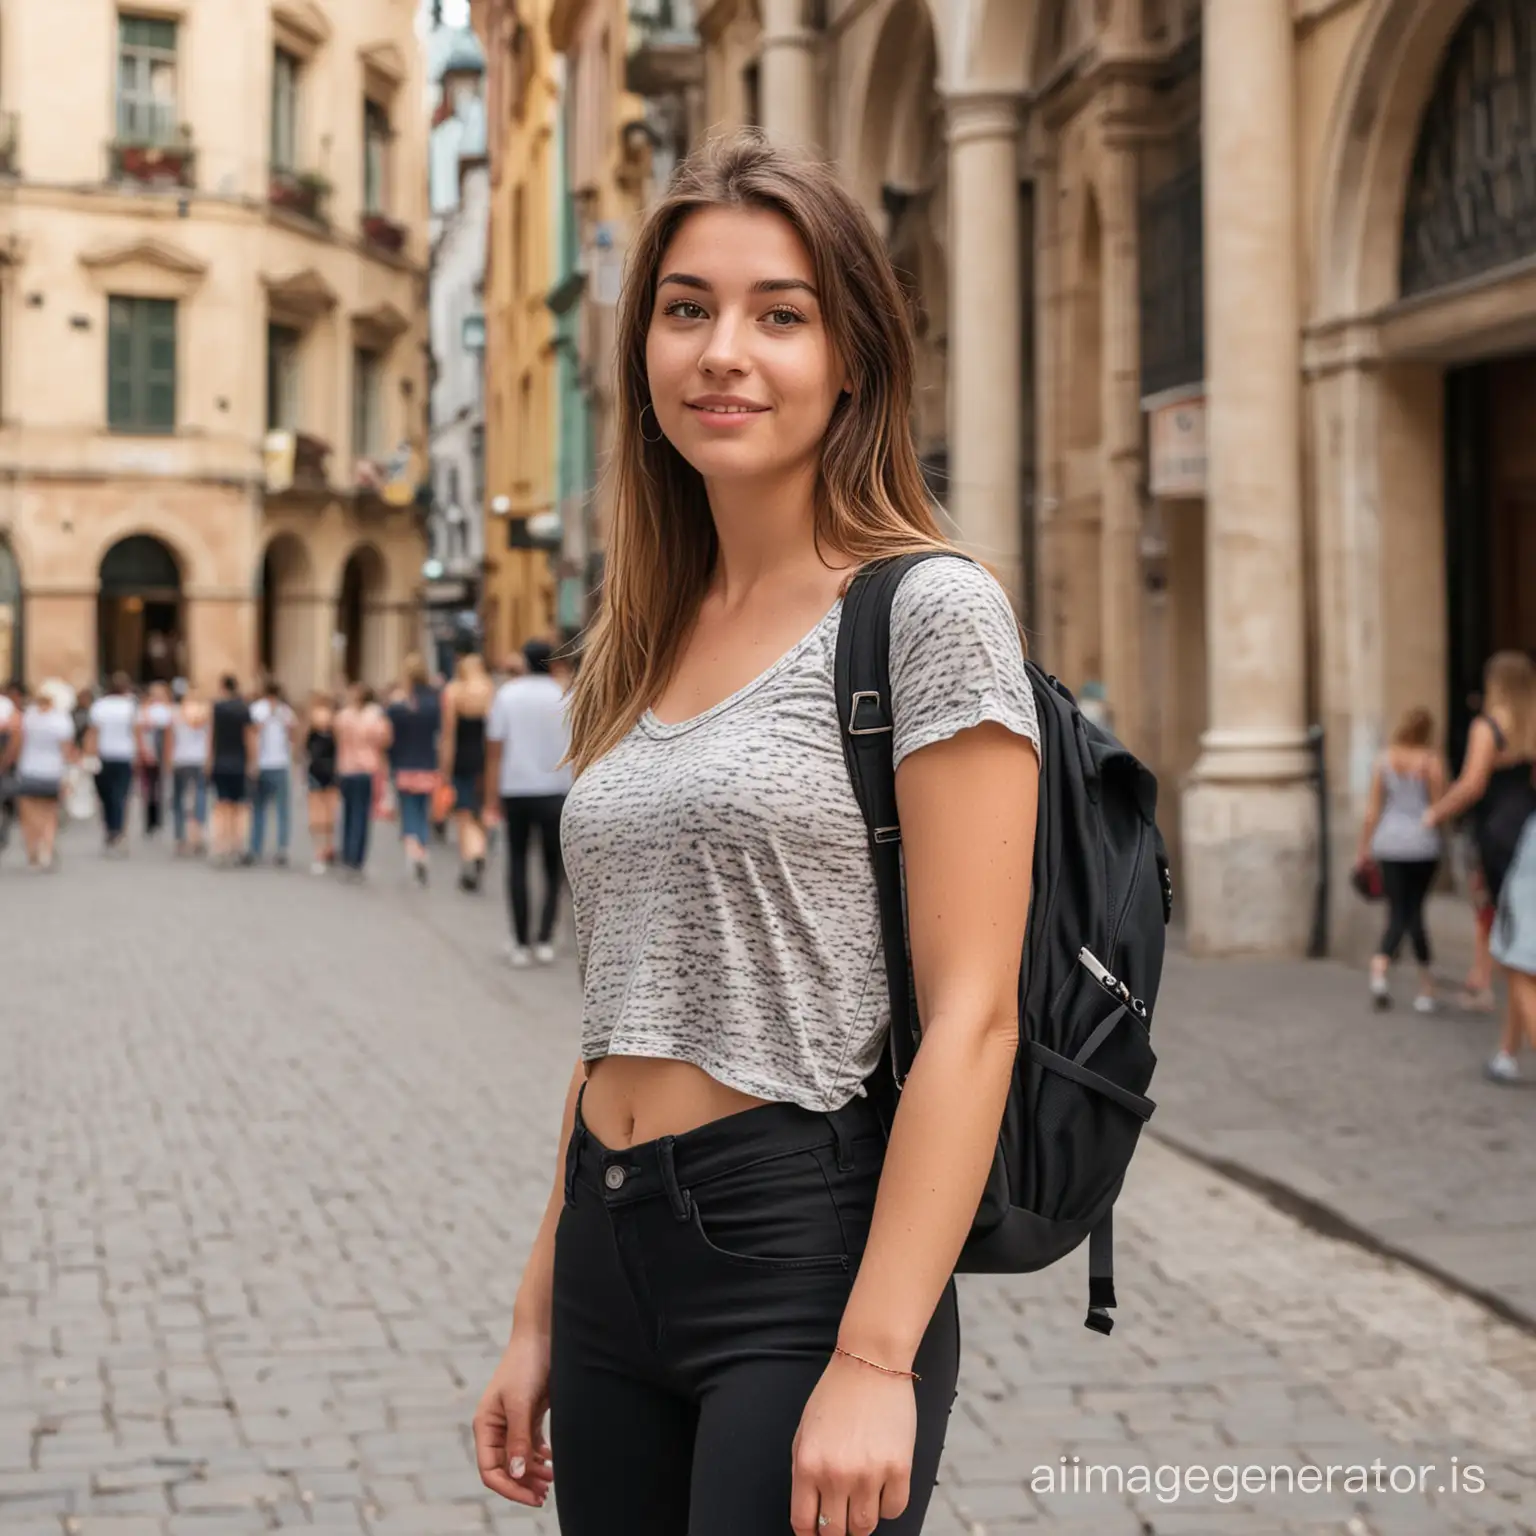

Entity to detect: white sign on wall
[1146,389,1207,499]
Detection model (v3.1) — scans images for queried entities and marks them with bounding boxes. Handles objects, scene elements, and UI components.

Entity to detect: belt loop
[656,1136,692,1223]
[829,1107,855,1172]
[563,1083,589,1208]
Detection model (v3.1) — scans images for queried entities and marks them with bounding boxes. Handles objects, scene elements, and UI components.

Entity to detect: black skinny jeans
[550,1085,960,1536]
[502,793,566,946]
[1378,858,1439,965]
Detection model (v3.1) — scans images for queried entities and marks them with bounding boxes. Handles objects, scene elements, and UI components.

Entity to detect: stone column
[758,0,820,152]
[1098,139,1145,753]
[946,91,1026,604]
[1182,0,1318,955]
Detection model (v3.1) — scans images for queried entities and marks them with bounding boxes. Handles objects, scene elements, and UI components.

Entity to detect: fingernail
[510,1456,525,1478]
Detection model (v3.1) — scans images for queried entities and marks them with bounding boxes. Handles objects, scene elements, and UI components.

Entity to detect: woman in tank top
[472,134,1040,1536]
[1355,707,1446,1012]
[304,693,339,874]
[1426,651,1536,1081]
[169,686,211,856]
[439,649,493,890]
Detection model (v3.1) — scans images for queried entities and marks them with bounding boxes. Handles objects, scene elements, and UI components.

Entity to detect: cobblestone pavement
[1,821,1534,1536]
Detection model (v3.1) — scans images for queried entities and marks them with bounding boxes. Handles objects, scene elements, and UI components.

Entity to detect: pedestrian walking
[136,681,173,838]
[207,675,255,866]
[386,654,442,886]
[472,134,1039,1536]
[0,683,17,860]
[1425,651,1536,1081]
[249,680,297,866]
[305,692,340,875]
[1354,706,1445,1012]
[334,683,392,879]
[3,683,76,871]
[170,685,211,856]
[440,648,494,890]
[485,638,572,965]
[86,673,138,854]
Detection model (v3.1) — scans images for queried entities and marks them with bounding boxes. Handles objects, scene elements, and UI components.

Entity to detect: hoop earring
[640,403,665,445]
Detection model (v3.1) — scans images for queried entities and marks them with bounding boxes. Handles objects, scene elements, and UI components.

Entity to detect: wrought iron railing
[269,167,331,225]
[108,128,196,189]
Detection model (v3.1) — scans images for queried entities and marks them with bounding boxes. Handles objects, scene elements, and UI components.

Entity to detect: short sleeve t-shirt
[487,676,574,797]
[560,556,1040,1113]
[89,694,139,763]
[17,707,74,783]
[211,698,251,773]
[250,698,295,771]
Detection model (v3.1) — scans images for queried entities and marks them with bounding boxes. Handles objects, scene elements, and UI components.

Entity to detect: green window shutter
[142,299,177,431]
[107,297,137,428]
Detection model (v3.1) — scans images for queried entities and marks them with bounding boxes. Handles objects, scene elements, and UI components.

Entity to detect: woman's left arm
[791,720,1037,1536]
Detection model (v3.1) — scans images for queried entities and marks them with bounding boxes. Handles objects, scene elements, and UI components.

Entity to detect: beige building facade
[0,0,429,698]
[682,0,1536,956]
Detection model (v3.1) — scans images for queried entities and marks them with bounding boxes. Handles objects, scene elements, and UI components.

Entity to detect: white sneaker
[535,943,556,965]
[1413,994,1437,1015]
[1369,974,1391,1010]
[1484,1051,1520,1084]
[508,944,532,969]
[311,860,328,876]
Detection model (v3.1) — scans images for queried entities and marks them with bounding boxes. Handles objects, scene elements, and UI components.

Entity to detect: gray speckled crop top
[560,556,1040,1113]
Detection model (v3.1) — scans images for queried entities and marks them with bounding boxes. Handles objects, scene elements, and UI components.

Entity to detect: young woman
[472,134,1039,1536]
[305,693,340,874]
[334,683,392,879]
[1426,651,1536,1080]
[136,681,174,839]
[6,684,76,870]
[439,649,494,890]
[386,654,442,886]
[1355,706,1445,1012]
[170,685,211,856]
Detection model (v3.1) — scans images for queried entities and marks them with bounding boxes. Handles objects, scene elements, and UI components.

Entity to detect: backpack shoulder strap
[834,550,968,1085]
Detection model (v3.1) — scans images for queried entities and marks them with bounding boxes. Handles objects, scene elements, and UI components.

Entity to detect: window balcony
[0,112,17,177]
[625,0,702,97]
[360,211,407,258]
[109,128,196,190]
[263,430,333,497]
[268,167,330,226]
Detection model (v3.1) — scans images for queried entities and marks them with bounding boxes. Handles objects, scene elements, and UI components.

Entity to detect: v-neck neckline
[639,598,843,739]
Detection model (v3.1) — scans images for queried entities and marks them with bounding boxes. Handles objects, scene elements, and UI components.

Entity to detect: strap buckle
[873,825,901,845]
[848,690,892,736]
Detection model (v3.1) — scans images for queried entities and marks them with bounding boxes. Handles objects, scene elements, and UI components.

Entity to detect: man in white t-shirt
[248,680,297,864]
[85,673,139,852]
[486,639,574,966]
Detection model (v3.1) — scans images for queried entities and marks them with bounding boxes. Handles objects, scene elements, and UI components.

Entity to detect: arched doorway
[258,534,314,696]
[99,534,184,683]
[337,544,386,685]
[0,536,20,686]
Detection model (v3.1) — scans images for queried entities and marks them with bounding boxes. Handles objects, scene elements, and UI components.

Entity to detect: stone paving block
[365,1503,491,1535]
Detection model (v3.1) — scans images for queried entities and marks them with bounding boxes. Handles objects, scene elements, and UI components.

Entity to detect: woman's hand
[472,1325,554,1508]
[789,1353,916,1536]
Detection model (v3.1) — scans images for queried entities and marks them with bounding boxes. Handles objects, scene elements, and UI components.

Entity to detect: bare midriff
[581,1055,771,1149]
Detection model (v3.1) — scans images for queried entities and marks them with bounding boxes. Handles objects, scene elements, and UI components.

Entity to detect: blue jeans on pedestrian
[172,766,207,843]
[339,773,373,870]
[250,767,291,857]
[97,759,132,839]
[397,790,430,846]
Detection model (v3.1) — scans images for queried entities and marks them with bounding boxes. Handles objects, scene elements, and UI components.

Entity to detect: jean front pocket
[685,1149,852,1272]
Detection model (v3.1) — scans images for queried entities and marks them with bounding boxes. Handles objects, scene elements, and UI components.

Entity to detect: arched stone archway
[0,535,21,686]
[337,544,388,687]
[258,533,316,699]
[99,534,185,683]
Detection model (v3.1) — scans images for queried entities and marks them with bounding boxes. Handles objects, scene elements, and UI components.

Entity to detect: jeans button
[604,1165,626,1191]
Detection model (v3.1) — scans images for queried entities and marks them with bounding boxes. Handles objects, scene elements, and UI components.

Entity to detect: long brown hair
[566,130,953,773]
[1483,651,1536,758]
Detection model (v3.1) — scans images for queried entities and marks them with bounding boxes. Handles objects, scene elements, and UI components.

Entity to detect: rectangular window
[271,48,299,172]
[352,347,382,459]
[512,185,525,294]
[117,14,178,145]
[266,323,301,431]
[363,99,391,214]
[107,295,177,433]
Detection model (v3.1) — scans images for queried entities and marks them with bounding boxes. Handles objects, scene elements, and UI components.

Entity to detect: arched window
[1401,0,1536,298]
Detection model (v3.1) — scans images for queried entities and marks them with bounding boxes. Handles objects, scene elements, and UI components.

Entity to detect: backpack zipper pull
[1078,947,1147,1017]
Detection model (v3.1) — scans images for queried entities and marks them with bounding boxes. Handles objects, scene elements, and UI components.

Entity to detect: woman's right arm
[472,1057,586,1508]
[439,686,457,776]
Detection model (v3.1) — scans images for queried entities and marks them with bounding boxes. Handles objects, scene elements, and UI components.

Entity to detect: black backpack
[835,552,1172,1334]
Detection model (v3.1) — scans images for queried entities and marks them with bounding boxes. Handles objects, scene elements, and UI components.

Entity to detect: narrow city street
[2,827,1535,1536]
